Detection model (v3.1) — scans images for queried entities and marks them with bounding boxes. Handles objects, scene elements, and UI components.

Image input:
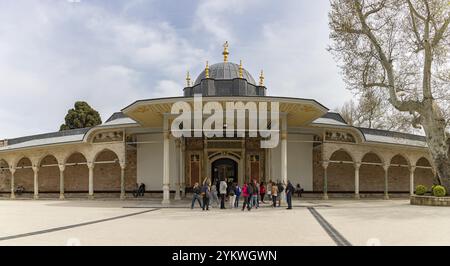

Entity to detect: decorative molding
[93,131,124,143]
[325,131,356,143]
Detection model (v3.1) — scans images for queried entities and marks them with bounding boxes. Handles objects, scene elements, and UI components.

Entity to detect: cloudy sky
[0,0,353,139]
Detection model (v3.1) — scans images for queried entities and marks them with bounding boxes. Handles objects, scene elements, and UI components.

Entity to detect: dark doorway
[211,158,238,185]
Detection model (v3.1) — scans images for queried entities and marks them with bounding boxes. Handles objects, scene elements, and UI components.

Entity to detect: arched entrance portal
[211,158,238,185]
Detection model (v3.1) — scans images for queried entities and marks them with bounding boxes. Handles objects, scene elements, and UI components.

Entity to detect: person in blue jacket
[234,183,242,208]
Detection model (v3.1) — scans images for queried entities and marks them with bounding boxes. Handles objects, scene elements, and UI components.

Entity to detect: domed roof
[194,62,257,85]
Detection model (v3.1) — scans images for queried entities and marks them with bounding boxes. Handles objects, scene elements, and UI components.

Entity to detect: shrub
[432,185,447,197]
[415,185,427,196]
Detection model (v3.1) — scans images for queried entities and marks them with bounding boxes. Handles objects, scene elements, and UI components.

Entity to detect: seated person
[138,183,146,197]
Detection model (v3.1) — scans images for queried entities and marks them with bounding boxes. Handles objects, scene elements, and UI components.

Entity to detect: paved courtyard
[0,198,449,246]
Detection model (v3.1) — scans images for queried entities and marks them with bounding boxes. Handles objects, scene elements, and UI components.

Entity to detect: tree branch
[432,15,450,47]
[406,0,426,21]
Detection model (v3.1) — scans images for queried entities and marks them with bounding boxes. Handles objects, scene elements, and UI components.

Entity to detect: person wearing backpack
[228,183,236,209]
[191,183,202,209]
[271,181,278,208]
[234,183,242,208]
[251,180,259,209]
[201,181,211,211]
[246,180,254,209]
[277,181,284,207]
[260,181,266,204]
[241,182,251,211]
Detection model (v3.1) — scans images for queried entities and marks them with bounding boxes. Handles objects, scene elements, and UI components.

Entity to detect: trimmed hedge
[415,185,427,196]
[432,185,447,197]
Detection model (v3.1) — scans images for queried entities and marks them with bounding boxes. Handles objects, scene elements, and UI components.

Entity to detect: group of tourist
[190,178,299,211]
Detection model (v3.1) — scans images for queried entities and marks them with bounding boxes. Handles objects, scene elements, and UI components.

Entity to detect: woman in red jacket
[259,182,266,204]
[241,182,251,211]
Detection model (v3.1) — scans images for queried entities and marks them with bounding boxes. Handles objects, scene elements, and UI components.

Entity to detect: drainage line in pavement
[0,208,161,242]
[307,207,352,246]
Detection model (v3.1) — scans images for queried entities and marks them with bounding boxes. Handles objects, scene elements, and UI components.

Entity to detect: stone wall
[0,148,138,194]
[415,168,434,189]
[388,166,410,192]
[312,146,324,192]
[312,145,435,193]
[65,153,89,192]
[0,169,11,192]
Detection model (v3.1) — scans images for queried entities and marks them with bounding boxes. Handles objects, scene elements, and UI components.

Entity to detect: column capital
[175,138,181,147]
[120,161,126,169]
[163,131,170,139]
[58,164,66,172]
[32,165,39,173]
[322,161,329,169]
[87,162,94,169]
[9,167,16,174]
[383,163,390,171]
[409,164,416,172]
[354,162,362,169]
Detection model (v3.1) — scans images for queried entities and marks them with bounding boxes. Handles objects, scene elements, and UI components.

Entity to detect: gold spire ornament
[222,41,229,62]
[239,60,243,78]
[186,71,191,87]
[259,70,265,86]
[205,61,210,78]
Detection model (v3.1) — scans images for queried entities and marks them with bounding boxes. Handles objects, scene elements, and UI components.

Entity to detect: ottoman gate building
[0,44,436,203]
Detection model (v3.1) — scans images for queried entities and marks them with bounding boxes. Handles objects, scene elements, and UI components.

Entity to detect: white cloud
[0,1,353,139]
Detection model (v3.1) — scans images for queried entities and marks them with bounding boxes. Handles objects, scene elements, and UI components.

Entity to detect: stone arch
[327,147,355,162]
[93,149,121,192]
[93,148,121,164]
[65,152,89,193]
[0,159,11,193]
[39,155,60,193]
[328,149,355,192]
[388,154,410,192]
[208,152,245,184]
[360,152,384,192]
[415,157,434,189]
[14,157,34,195]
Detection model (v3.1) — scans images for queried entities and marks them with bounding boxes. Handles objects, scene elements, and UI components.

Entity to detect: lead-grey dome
[194,62,256,85]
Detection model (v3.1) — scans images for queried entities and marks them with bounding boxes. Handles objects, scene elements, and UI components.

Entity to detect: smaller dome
[194,62,256,85]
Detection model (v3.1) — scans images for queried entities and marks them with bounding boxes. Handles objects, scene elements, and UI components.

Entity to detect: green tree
[60,101,102,131]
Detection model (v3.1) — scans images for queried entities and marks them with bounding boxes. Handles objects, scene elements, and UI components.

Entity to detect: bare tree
[338,91,423,133]
[329,0,450,188]
[338,90,385,128]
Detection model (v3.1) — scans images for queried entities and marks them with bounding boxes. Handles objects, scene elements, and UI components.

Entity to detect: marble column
[409,165,416,196]
[383,164,389,200]
[175,139,181,200]
[10,167,16,199]
[88,162,94,199]
[32,166,39,200]
[162,116,171,205]
[280,114,287,184]
[59,164,65,200]
[322,161,329,200]
[120,162,126,200]
[354,162,361,199]
[181,138,186,198]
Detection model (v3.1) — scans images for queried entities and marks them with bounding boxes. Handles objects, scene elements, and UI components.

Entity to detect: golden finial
[239,60,243,78]
[205,61,210,79]
[222,41,229,62]
[259,70,265,86]
[186,71,191,87]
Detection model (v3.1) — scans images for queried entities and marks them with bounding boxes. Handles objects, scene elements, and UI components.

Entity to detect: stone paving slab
[0,199,448,246]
